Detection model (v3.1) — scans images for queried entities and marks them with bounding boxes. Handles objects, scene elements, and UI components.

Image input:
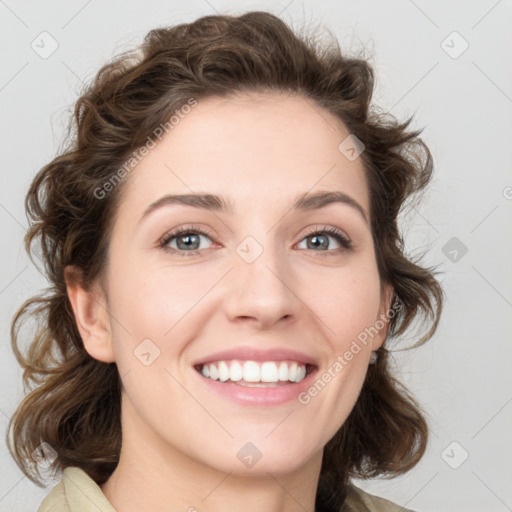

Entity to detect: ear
[64,265,116,363]
[371,283,395,351]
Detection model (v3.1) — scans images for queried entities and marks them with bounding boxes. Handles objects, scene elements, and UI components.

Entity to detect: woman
[8,11,443,512]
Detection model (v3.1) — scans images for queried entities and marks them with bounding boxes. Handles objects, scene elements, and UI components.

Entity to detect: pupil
[177,233,199,250]
[309,235,328,250]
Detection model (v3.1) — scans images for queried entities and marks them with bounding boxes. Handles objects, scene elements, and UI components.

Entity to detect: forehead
[119,92,369,217]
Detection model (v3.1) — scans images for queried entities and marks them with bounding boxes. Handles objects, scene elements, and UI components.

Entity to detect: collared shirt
[38,466,416,512]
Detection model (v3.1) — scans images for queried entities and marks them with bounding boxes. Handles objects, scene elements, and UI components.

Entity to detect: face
[72,92,392,477]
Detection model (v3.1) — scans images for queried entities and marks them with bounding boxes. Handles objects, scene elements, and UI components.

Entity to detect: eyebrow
[139,190,368,224]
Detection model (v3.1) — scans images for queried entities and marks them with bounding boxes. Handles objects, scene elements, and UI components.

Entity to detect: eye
[158,225,215,256]
[158,224,352,257]
[296,226,352,256]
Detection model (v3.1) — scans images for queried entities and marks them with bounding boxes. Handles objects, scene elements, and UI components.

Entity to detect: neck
[100,398,324,512]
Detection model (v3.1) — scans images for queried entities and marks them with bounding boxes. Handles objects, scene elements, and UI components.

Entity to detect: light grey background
[1,1,511,511]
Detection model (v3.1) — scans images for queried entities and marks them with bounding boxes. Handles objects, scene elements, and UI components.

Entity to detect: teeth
[230,361,243,381]
[209,364,219,380]
[243,361,260,382]
[199,360,309,384]
[289,361,298,382]
[278,361,288,381]
[218,361,230,382]
[261,362,278,382]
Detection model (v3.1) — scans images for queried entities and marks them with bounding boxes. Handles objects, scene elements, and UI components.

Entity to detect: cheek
[108,261,196,330]
[304,264,382,350]
[106,262,220,366]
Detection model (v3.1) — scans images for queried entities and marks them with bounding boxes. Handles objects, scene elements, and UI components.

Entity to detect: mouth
[194,359,317,387]
[191,347,320,405]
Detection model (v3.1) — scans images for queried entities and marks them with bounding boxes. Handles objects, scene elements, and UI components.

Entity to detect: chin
[196,439,319,477]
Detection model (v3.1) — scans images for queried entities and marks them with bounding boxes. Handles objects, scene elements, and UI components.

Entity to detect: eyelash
[158,224,352,257]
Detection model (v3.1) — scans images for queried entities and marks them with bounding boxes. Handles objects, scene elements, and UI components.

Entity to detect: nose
[222,237,301,330]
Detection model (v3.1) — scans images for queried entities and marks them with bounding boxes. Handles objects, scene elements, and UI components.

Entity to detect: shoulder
[38,466,116,512]
[38,479,67,512]
[341,483,417,512]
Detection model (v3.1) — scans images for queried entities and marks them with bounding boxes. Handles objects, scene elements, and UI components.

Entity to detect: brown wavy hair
[7,10,444,509]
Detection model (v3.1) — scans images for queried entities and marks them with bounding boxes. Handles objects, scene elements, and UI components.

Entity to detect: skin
[66,92,392,512]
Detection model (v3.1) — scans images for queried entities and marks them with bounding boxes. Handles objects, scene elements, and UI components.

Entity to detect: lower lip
[195,367,318,406]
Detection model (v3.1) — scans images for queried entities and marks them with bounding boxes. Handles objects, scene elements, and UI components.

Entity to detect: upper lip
[193,347,319,367]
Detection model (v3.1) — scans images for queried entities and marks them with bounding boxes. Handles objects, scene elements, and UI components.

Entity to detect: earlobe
[64,265,116,363]
[372,284,395,351]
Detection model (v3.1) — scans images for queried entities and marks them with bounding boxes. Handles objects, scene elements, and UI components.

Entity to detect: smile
[196,359,313,386]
